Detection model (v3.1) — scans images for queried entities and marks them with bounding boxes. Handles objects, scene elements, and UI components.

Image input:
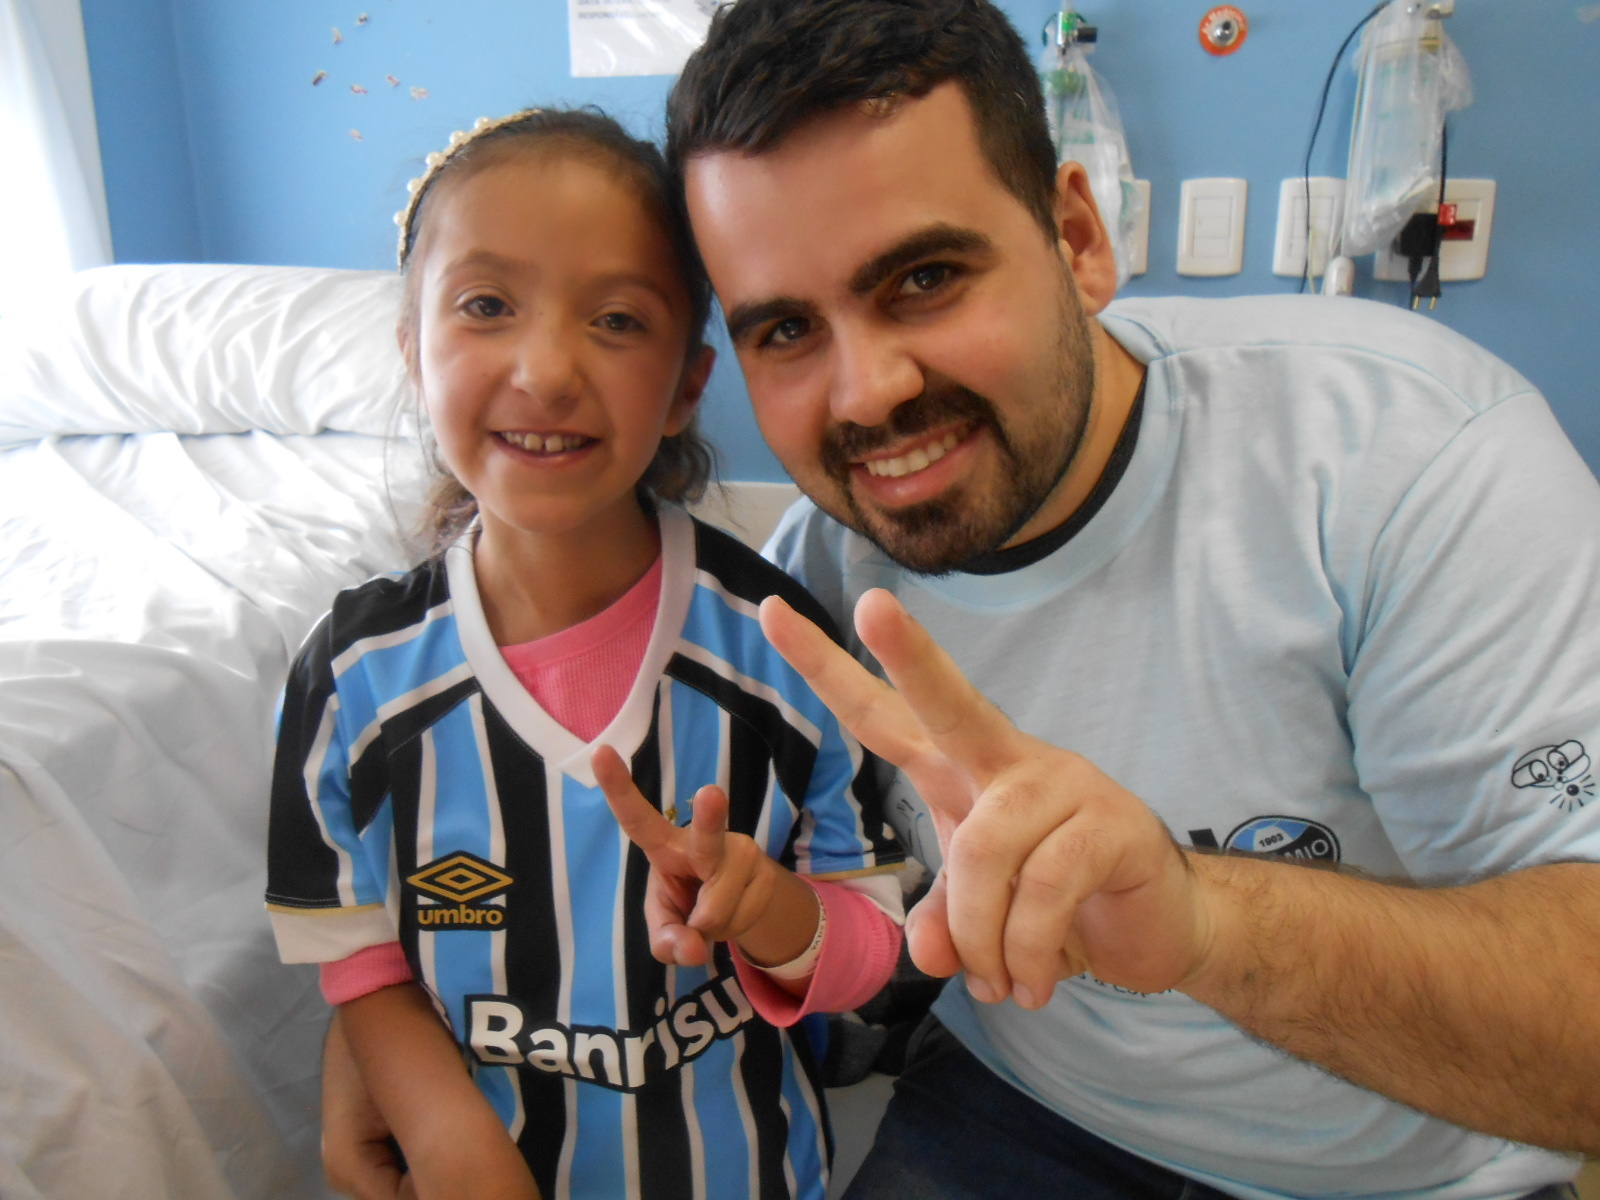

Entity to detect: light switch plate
[1128,179,1151,276]
[1273,177,1344,278]
[1373,178,1496,282]
[1178,178,1247,276]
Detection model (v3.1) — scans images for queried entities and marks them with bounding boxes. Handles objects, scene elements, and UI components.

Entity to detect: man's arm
[339,984,539,1200]
[760,588,1600,1155]
[1187,852,1600,1153]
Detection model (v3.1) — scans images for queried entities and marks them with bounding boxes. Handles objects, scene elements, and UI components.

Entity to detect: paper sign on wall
[568,0,722,78]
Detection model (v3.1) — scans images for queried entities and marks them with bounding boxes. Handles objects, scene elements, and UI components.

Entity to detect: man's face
[686,83,1099,572]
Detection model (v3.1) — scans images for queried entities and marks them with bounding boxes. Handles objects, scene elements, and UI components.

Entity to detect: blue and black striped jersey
[267,506,902,1199]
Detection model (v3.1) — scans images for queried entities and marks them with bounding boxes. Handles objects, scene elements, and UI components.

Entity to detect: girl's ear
[665,344,716,436]
[1051,160,1119,316]
[397,320,419,381]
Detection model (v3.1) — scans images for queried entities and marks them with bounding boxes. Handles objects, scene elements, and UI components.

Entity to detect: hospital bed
[0,263,430,1199]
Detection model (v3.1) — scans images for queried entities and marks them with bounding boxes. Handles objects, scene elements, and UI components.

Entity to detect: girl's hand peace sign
[593,745,823,980]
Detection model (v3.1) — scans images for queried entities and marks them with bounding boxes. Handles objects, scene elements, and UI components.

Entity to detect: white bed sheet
[0,429,423,1200]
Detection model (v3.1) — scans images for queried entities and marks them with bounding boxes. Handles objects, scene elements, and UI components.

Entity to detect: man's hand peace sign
[759,588,1215,1009]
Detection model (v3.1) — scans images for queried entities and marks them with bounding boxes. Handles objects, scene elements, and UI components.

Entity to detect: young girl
[265,109,904,1200]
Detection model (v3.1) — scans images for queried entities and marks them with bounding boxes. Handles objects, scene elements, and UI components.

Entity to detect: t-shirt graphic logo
[407,851,514,928]
[1189,816,1341,863]
[464,973,759,1092]
[1511,739,1594,812]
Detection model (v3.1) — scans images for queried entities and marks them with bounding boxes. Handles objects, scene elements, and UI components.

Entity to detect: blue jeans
[842,1016,1579,1200]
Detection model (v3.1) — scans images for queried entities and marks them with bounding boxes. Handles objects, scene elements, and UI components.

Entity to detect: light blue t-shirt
[769,295,1600,1199]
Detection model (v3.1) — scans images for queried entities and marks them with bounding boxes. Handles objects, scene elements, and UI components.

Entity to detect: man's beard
[815,294,1096,575]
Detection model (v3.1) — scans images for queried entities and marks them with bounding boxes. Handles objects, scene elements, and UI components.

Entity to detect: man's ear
[666,344,717,435]
[1051,160,1119,316]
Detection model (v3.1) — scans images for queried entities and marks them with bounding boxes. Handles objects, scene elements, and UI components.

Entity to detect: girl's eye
[901,263,954,295]
[464,295,509,319]
[597,312,644,334]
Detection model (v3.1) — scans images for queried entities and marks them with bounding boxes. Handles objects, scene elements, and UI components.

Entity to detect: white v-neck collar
[444,505,696,787]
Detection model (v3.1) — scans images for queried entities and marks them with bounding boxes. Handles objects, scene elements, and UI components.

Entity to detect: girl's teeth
[866,431,961,478]
[504,432,584,453]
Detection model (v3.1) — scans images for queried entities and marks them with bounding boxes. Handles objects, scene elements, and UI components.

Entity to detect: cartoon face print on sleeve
[1511,740,1595,812]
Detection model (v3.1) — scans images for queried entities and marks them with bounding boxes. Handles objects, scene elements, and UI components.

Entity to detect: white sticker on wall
[568,0,722,78]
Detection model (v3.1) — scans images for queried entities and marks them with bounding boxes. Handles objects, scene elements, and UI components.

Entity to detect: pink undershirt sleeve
[733,878,904,1028]
[320,940,413,1005]
[322,880,905,1012]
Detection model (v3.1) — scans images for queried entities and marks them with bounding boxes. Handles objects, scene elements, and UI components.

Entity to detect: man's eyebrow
[847,225,993,295]
[724,297,818,346]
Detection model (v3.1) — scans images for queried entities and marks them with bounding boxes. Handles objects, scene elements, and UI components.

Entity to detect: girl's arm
[339,983,540,1200]
[322,1011,407,1200]
[718,844,826,993]
[732,876,904,1023]
[593,746,903,1000]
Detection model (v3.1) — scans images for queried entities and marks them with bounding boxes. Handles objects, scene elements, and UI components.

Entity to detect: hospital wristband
[756,889,827,981]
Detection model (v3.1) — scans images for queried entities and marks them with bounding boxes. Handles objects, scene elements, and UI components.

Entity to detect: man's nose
[828,322,925,429]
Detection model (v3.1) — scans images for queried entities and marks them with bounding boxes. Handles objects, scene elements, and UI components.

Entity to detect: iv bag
[1339,2,1472,258]
[1040,36,1141,287]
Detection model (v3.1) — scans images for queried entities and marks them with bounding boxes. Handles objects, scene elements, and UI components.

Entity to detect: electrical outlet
[1373,178,1496,282]
[1177,178,1247,277]
[1273,177,1344,278]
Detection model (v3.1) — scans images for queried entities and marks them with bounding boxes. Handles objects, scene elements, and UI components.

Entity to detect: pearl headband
[394,109,544,268]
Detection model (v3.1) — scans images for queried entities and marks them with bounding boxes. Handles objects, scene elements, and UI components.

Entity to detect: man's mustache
[819,382,1004,481]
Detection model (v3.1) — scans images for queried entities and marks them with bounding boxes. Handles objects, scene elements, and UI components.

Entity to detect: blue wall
[80,0,201,263]
[81,1,1600,482]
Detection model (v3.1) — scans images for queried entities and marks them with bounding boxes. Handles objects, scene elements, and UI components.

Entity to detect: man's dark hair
[667,0,1059,237]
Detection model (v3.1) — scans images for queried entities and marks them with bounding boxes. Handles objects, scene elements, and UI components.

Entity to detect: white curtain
[0,0,112,321]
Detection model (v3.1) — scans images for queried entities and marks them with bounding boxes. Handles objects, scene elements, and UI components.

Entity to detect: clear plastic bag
[1039,25,1142,286]
[1339,2,1473,258]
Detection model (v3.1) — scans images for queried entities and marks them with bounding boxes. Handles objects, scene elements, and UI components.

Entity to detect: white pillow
[0,263,415,445]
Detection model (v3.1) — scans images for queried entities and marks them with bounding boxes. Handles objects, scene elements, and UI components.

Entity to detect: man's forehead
[687,85,961,189]
[684,86,984,248]
[683,83,1031,312]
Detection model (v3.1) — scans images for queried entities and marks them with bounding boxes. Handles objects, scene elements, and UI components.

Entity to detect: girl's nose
[510,318,581,408]
[828,323,925,429]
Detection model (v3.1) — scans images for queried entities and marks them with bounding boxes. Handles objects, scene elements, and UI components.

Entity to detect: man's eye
[902,264,953,295]
[767,316,811,346]
[465,295,509,319]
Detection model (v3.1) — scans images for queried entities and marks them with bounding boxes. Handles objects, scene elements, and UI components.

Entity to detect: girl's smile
[495,430,596,456]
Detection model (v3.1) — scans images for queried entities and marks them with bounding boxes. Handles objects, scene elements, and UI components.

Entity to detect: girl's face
[407,150,711,548]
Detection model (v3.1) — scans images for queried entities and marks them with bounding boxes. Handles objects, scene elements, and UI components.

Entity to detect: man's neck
[961,372,1146,576]
[1002,318,1147,550]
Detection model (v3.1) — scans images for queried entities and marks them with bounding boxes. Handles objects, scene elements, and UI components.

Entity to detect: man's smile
[859,428,967,478]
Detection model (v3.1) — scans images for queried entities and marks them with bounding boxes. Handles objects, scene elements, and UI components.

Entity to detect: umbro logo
[407,851,514,929]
